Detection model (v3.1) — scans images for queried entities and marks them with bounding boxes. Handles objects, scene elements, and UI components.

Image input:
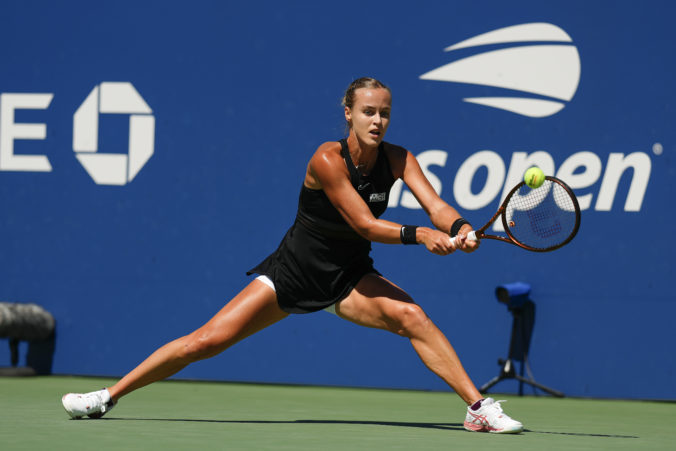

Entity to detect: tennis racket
[452,176,581,252]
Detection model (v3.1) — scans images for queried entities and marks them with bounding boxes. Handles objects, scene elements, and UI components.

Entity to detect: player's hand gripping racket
[452,176,581,252]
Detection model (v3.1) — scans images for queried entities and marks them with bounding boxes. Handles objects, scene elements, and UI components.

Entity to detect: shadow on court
[98,417,638,438]
[101,418,465,432]
[522,429,638,439]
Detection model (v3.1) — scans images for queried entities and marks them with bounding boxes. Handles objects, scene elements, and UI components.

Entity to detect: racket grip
[467,230,477,241]
[450,230,477,249]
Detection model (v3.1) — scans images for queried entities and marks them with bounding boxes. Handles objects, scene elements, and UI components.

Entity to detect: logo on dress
[419,23,581,118]
[369,192,386,202]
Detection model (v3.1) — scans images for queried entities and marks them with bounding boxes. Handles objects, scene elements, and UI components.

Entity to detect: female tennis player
[62,77,523,434]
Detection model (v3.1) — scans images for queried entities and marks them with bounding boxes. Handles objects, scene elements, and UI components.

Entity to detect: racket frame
[471,176,581,252]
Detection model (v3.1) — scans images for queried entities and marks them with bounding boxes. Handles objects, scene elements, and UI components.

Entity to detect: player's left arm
[389,147,478,253]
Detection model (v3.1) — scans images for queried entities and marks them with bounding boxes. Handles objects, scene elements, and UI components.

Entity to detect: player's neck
[346,134,378,174]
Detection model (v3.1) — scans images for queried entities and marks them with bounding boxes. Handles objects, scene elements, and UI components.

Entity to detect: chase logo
[73,82,155,185]
[420,23,581,118]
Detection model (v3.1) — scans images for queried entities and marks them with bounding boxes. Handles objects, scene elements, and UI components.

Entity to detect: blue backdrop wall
[1,0,674,400]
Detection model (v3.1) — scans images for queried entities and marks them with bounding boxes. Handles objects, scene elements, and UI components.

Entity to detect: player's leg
[62,279,286,418]
[109,279,286,399]
[335,273,481,404]
[335,273,522,433]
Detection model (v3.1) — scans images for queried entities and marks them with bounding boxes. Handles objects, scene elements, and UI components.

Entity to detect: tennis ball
[524,167,545,189]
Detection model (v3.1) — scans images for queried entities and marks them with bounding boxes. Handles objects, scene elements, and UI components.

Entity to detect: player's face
[345,88,391,147]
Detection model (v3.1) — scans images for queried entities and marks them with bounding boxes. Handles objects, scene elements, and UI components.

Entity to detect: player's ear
[344,106,352,124]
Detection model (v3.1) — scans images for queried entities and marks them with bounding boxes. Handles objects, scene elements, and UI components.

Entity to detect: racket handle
[450,230,478,249]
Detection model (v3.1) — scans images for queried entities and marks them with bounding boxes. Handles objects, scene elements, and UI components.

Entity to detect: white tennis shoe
[464,398,523,433]
[61,388,116,419]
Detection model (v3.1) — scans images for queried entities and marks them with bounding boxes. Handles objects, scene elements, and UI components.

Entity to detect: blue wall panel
[1,0,674,399]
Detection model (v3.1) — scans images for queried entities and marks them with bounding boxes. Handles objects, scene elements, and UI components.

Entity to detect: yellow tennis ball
[524,167,545,188]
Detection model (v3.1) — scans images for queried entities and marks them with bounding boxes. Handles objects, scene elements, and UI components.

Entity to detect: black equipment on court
[0,302,56,376]
[479,282,564,397]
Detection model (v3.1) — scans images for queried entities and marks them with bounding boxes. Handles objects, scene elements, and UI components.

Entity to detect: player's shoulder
[381,141,409,175]
[313,141,343,160]
[311,141,345,171]
[315,140,342,155]
[381,141,408,158]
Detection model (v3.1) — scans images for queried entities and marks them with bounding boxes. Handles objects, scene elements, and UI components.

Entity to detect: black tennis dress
[247,139,397,313]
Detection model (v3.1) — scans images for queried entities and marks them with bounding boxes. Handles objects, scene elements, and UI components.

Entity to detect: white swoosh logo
[420,23,581,118]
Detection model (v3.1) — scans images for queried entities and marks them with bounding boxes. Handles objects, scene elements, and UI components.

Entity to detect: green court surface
[1,376,674,450]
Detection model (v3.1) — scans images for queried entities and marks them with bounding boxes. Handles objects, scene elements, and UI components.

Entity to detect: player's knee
[178,330,230,363]
[393,303,430,337]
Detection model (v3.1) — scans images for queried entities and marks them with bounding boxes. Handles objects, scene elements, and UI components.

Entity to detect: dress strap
[339,139,360,186]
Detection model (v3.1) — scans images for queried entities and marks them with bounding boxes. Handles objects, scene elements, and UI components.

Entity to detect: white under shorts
[256,275,338,315]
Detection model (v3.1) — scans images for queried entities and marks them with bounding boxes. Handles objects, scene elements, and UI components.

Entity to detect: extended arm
[393,149,478,253]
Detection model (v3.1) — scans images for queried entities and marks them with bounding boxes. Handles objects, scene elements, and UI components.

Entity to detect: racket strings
[505,180,578,250]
